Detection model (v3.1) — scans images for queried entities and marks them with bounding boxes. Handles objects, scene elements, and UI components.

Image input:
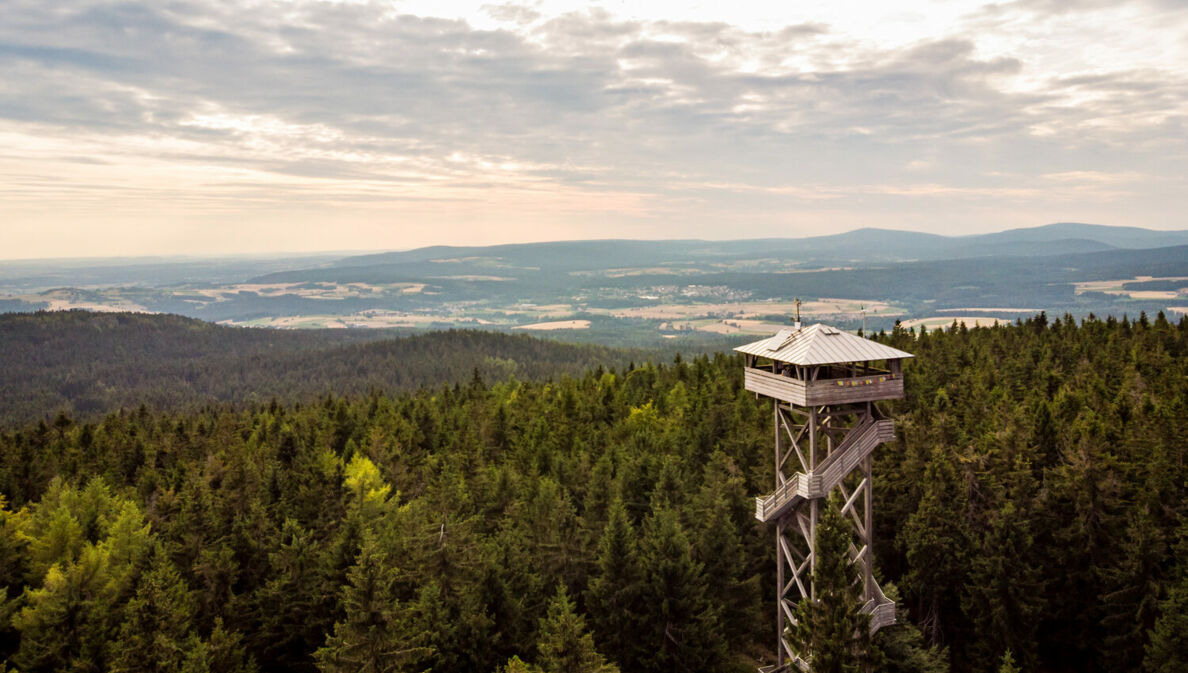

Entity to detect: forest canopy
[1,312,1186,673]
[0,311,652,426]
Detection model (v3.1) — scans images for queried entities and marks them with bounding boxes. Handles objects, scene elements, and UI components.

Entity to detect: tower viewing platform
[736,323,910,406]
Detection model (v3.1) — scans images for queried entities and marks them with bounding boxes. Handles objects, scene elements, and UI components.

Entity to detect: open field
[1073,276,1188,296]
[901,316,1006,330]
[224,311,449,329]
[513,320,591,331]
[685,319,789,335]
[936,307,1040,313]
[190,282,425,300]
[590,299,901,321]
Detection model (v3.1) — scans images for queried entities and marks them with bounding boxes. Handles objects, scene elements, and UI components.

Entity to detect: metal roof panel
[734,323,913,365]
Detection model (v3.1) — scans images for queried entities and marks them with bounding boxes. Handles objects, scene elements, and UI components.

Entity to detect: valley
[3,223,1187,347]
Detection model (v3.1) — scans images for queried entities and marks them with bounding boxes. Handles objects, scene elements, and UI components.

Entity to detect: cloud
[0,0,1185,257]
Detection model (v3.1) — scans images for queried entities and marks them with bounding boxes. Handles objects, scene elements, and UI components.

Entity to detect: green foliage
[496,655,538,673]
[314,532,430,673]
[788,503,878,673]
[587,500,646,670]
[1144,521,1188,673]
[0,314,1184,673]
[997,650,1019,673]
[10,479,153,673]
[634,508,727,673]
[872,605,948,673]
[109,547,202,673]
[0,312,651,426]
[535,584,617,673]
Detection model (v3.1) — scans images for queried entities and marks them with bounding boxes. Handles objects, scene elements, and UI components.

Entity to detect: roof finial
[793,298,802,330]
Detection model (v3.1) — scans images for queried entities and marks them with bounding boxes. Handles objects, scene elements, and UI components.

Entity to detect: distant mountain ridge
[253,222,1188,283]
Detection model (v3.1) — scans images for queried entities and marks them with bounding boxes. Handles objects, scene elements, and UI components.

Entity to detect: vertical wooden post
[776,520,785,668]
[808,406,818,602]
[774,400,785,668]
[775,402,783,487]
[864,401,874,601]
[863,453,873,602]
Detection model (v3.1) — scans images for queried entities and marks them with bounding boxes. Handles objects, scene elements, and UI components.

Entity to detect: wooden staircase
[754,417,895,523]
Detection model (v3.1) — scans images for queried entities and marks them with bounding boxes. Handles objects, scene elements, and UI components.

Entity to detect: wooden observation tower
[736,321,912,672]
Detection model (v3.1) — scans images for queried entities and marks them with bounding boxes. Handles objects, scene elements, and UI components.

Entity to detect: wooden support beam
[781,535,811,599]
[836,482,868,539]
[781,599,799,630]
[839,478,868,518]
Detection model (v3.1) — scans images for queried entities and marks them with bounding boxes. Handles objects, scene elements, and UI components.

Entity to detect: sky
[1,0,1186,259]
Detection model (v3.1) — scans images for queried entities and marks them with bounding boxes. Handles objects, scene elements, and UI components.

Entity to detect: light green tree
[536,584,617,673]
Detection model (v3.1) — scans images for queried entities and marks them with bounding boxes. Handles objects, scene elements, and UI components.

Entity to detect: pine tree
[692,478,760,651]
[901,447,969,647]
[1144,521,1188,673]
[535,584,617,673]
[787,503,878,673]
[314,532,430,673]
[587,500,644,671]
[252,519,323,670]
[963,500,1043,670]
[109,547,202,673]
[996,650,1019,673]
[635,507,726,673]
[872,585,948,673]
[497,655,538,673]
[1098,510,1165,671]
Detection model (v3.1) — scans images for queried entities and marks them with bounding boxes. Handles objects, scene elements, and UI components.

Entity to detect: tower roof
[734,323,914,366]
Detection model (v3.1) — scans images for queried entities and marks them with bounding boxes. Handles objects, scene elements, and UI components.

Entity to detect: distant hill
[252,222,1187,284]
[0,311,650,425]
[0,253,350,292]
[974,222,1188,249]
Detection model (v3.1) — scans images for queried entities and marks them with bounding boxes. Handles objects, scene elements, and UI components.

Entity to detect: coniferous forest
[1,313,1187,673]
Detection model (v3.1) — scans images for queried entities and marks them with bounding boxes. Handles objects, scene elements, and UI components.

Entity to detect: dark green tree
[314,532,430,673]
[586,500,644,670]
[1144,521,1188,673]
[788,503,879,673]
[635,507,726,673]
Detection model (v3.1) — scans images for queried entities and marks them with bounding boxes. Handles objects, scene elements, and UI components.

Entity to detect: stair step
[755,419,894,523]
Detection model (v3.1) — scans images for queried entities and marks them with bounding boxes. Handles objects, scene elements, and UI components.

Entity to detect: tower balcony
[743,366,904,406]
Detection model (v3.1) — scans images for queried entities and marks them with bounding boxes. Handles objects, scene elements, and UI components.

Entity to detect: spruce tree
[872,585,949,673]
[314,532,429,673]
[996,650,1019,673]
[1098,510,1165,671]
[109,547,202,673]
[694,489,760,651]
[586,499,644,670]
[635,507,726,673]
[535,584,617,673]
[787,503,878,673]
[901,447,969,647]
[963,500,1043,670]
[1144,521,1188,673]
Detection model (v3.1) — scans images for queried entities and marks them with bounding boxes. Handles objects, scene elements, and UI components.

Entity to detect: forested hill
[1,313,1186,673]
[0,311,651,426]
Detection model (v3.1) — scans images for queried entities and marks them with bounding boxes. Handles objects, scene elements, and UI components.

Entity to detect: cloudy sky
[1,0,1186,258]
